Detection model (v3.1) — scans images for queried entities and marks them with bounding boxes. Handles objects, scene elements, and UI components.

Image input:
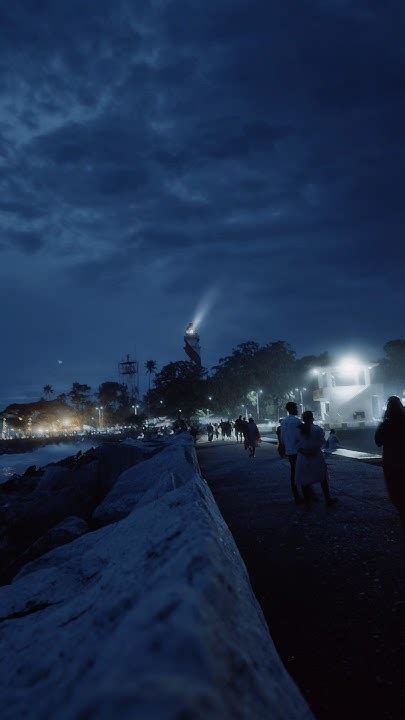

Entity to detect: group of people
[206,416,261,457]
[205,395,405,525]
[278,401,337,507]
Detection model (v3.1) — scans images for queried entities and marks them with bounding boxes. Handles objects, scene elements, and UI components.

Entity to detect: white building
[312,358,384,426]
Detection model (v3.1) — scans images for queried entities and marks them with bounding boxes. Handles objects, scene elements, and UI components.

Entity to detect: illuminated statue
[184,323,202,366]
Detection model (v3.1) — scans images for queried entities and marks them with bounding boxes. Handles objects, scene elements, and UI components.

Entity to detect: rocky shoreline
[0,434,313,719]
[0,439,159,584]
[0,431,142,456]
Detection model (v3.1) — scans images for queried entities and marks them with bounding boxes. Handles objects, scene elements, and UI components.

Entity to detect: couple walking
[279,401,337,506]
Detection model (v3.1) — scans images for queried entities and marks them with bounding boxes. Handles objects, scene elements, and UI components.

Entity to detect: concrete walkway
[197,439,405,720]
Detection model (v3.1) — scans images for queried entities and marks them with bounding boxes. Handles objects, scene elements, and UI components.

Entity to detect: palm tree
[43,384,54,400]
[145,360,157,391]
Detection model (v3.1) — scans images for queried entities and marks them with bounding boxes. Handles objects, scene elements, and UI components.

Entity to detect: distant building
[312,358,384,425]
[184,323,202,366]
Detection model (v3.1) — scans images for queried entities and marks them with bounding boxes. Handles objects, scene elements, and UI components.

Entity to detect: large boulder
[37,466,72,492]
[92,441,196,528]
[92,441,160,494]
[0,461,100,582]
[6,517,88,578]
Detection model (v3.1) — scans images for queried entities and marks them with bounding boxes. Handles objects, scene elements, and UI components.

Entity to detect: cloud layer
[0,1,404,400]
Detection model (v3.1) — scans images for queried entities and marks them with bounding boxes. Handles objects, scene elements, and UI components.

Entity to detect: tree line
[145,339,405,421]
[2,341,405,430]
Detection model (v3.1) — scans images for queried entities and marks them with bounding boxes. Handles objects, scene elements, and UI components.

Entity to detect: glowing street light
[250,389,263,420]
[295,387,307,415]
[337,357,363,377]
[96,406,103,429]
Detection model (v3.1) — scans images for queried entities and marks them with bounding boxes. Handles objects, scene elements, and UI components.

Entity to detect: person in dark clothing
[246,417,260,457]
[206,423,214,442]
[234,415,244,443]
[240,418,249,449]
[375,396,405,528]
[219,420,226,439]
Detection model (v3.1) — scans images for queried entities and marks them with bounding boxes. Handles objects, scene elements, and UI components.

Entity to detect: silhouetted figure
[325,429,340,453]
[279,401,304,504]
[206,423,214,442]
[296,411,337,506]
[189,425,198,442]
[214,423,219,439]
[219,420,226,439]
[375,396,405,528]
[246,417,260,457]
[240,418,249,449]
[225,421,232,439]
[234,415,244,443]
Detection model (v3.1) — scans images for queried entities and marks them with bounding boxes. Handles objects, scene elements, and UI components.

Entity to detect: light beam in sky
[192,287,220,330]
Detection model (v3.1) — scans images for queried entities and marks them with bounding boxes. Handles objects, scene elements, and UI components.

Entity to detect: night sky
[1,1,404,404]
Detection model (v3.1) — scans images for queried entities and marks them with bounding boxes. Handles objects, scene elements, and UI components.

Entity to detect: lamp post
[96,406,103,430]
[295,387,307,416]
[250,390,263,421]
[257,390,263,420]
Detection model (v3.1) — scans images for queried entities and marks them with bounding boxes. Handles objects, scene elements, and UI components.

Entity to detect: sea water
[0,441,96,483]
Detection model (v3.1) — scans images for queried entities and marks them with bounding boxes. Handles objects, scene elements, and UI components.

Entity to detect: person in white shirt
[295,411,337,507]
[279,401,304,503]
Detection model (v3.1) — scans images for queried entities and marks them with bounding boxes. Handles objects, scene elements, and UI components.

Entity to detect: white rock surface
[0,435,313,720]
[93,435,199,527]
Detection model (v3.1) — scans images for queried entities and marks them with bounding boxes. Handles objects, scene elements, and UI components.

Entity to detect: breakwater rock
[0,434,313,719]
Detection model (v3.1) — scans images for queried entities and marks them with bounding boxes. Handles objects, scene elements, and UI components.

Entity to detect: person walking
[234,415,244,443]
[295,410,337,507]
[206,423,214,442]
[246,417,260,457]
[279,401,304,504]
[241,417,249,450]
[375,396,405,528]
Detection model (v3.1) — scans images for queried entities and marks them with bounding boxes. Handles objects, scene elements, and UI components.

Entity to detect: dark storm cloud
[5,230,44,254]
[0,0,404,399]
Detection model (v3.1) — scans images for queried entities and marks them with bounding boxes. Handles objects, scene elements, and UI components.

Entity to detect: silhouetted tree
[97,381,129,422]
[145,360,157,391]
[43,384,54,400]
[68,382,92,415]
[146,361,205,419]
[377,340,405,393]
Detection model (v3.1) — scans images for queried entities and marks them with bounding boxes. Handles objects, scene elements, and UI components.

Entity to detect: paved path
[197,439,405,720]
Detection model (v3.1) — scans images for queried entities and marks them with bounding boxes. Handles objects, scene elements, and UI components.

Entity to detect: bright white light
[311,369,319,375]
[338,357,363,377]
[192,287,220,330]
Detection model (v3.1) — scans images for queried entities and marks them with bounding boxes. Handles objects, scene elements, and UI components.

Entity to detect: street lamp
[95,406,103,430]
[295,387,307,415]
[257,390,263,420]
[250,390,263,420]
